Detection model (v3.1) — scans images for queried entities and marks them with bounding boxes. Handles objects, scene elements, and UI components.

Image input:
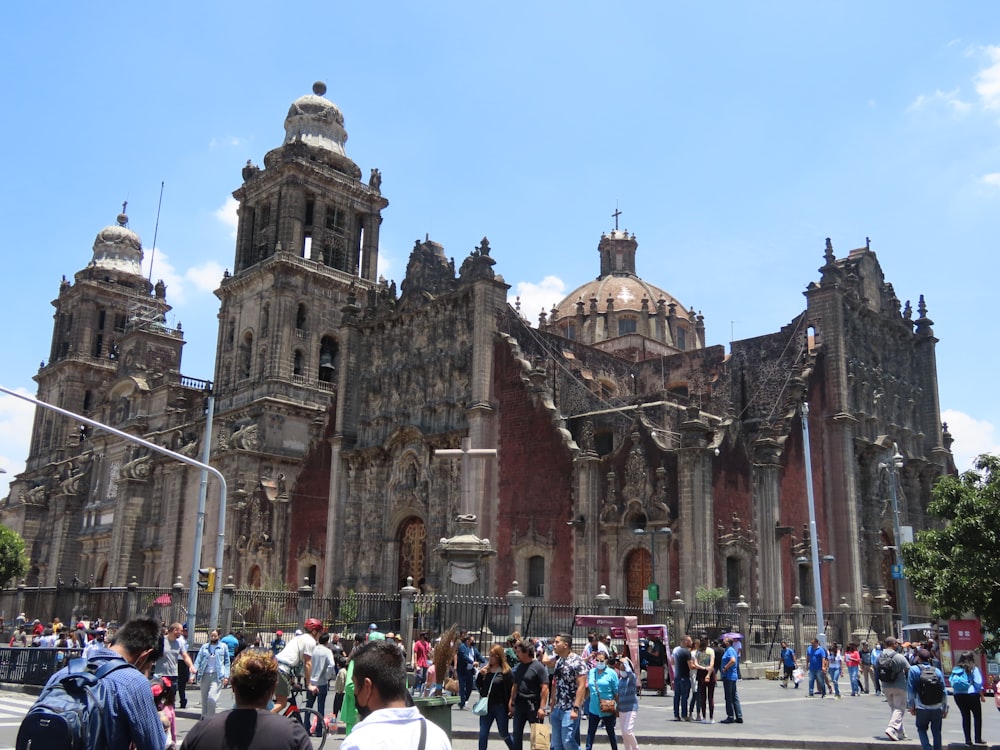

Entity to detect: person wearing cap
[272,618,324,715]
[271,629,286,655]
[367,623,385,642]
[881,636,913,741]
[907,647,948,750]
[83,628,107,658]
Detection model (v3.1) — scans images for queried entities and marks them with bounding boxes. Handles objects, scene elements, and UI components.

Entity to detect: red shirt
[414,639,430,668]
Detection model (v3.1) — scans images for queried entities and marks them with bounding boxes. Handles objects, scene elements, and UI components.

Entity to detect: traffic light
[197,567,216,592]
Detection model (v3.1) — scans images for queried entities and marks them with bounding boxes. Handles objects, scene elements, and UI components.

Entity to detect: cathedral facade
[2,83,954,617]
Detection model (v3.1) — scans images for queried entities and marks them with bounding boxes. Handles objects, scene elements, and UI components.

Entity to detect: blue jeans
[914,707,944,750]
[808,668,826,696]
[827,666,841,697]
[673,676,691,718]
[479,702,514,750]
[722,679,742,720]
[848,665,860,695]
[550,707,582,750]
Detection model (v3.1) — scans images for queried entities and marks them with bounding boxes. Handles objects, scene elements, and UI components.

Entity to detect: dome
[552,275,693,323]
[89,213,143,277]
[283,81,348,156]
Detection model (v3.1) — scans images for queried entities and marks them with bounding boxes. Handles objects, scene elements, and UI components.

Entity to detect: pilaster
[676,407,715,603]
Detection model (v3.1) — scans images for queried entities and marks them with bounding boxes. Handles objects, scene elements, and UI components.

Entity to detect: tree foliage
[0,525,28,587]
[902,454,1000,654]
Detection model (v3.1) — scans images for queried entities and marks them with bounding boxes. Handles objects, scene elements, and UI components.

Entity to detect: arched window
[618,317,637,335]
[293,350,304,376]
[527,555,545,598]
[260,304,270,336]
[248,565,262,589]
[296,304,307,331]
[239,333,253,379]
[319,336,338,383]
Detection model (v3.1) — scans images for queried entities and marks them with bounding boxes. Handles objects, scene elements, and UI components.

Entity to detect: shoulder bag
[473,672,498,716]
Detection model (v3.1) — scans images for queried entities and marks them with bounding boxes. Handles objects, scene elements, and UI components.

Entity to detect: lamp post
[800,401,828,647]
[882,445,909,631]
[633,527,673,602]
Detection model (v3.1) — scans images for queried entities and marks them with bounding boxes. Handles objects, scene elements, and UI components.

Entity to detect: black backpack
[917,665,944,705]
[877,652,903,683]
[16,656,131,750]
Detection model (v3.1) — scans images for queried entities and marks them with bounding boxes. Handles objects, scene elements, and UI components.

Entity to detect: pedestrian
[412,630,431,695]
[270,629,285,655]
[844,642,862,696]
[180,650,311,750]
[949,650,986,746]
[806,638,828,697]
[191,629,231,719]
[457,633,484,710]
[545,633,588,750]
[220,630,240,661]
[176,624,191,709]
[24,616,166,750]
[780,640,796,688]
[880,636,912,742]
[827,642,843,698]
[872,640,884,696]
[584,651,619,750]
[719,636,743,724]
[154,623,195,696]
[272,618,324,715]
[509,639,549,750]
[671,635,693,721]
[614,650,639,750]
[307,632,336,735]
[476,644,515,750]
[695,638,716,723]
[687,638,704,720]
[907,647,948,750]
[343,639,452,750]
[859,641,873,694]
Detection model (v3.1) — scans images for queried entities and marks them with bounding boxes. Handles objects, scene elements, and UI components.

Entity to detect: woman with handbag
[475,644,515,750]
[585,652,619,750]
[614,650,639,750]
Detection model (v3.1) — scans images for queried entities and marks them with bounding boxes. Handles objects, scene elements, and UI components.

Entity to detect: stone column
[670,593,686,645]
[676,408,715,604]
[595,585,611,617]
[752,438,784,610]
[170,578,185,627]
[220,577,236,634]
[323,437,345,594]
[838,597,852,645]
[792,597,804,661]
[125,577,140,622]
[297,579,314,625]
[507,582,525,636]
[399,577,418,655]
[736,596,750,660]
[575,451,601,596]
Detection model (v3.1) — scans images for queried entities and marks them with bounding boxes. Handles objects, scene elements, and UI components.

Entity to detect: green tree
[0,525,28,587]
[902,454,1000,654]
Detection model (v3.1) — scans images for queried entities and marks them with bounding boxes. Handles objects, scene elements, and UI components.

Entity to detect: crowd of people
[14,613,1000,750]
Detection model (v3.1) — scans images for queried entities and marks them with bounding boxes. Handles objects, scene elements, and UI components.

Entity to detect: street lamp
[800,401,828,646]
[880,445,909,631]
[633,527,673,602]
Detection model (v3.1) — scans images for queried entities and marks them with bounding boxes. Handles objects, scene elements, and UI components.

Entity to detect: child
[150,676,177,749]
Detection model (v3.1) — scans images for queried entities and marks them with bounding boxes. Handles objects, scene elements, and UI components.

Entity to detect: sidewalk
[447,678,1000,749]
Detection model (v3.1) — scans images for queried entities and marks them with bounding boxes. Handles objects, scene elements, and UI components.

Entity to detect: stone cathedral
[2,83,955,616]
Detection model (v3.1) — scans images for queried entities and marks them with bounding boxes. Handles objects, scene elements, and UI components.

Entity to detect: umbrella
[153,593,172,606]
[721,632,743,640]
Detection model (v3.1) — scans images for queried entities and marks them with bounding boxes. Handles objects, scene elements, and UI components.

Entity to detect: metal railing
[0,647,83,686]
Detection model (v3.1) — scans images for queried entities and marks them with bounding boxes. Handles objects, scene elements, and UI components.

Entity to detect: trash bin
[414,695,460,738]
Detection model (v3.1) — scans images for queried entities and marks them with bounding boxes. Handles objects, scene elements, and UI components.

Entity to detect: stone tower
[209,82,389,588]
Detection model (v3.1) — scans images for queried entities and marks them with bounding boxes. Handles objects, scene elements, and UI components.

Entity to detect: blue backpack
[950,666,971,694]
[16,656,132,750]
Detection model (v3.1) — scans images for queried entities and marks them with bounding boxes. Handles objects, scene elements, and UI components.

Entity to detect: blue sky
[2,2,999,500]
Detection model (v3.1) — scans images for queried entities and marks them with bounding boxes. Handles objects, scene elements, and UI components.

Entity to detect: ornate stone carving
[231,423,260,451]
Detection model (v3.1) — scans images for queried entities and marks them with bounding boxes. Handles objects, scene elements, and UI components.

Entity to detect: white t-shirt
[342,707,451,750]
[276,633,317,669]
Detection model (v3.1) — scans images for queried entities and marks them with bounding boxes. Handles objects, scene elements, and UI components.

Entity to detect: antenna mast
[148,181,165,283]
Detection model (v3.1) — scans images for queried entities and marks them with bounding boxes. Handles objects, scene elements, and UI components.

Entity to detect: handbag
[599,697,617,714]
[472,671,498,716]
[530,721,551,750]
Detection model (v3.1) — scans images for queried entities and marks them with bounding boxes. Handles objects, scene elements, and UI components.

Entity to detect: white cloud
[209,136,248,149]
[0,388,37,501]
[142,248,186,303]
[214,196,239,240]
[975,45,1000,111]
[941,408,1000,472]
[981,173,1000,187]
[906,88,971,115]
[508,276,567,325]
[187,261,225,293]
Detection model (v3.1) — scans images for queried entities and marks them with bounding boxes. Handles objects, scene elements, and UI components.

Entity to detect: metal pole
[887,445,909,631]
[800,402,826,646]
[187,392,214,631]
[0,384,228,617]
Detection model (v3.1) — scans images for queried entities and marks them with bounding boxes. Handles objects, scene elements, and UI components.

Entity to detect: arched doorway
[626,548,652,610]
[398,517,427,589]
